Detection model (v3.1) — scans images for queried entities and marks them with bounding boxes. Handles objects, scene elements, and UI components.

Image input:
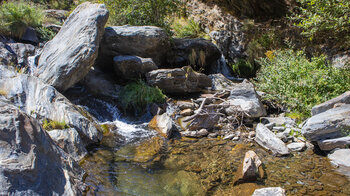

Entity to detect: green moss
[100,124,110,135]
[42,119,69,131]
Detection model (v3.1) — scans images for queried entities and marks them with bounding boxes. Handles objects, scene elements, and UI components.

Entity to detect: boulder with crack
[35,2,109,91]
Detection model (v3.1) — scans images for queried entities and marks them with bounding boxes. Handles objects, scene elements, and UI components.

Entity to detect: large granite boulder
[0,73,103,145]
[166,38,221,73]
[35,2,109,91]
[311,91,350,116]
[224,80,266,118]
[100,26,170,65]
[146,66,211,94]
[0,98,85,195]
[302,104,350,141]
[113,55,158,80]
[255,123,289,156]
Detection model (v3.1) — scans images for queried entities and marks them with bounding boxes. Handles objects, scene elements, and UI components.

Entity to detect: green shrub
[291,0,350,48]
[231,59,256,78]
[119,81,166,115]
[0,1,44,38]
[171,17,209,39]
[255,49,350,118]
[35,26,56,42]
[42,119,69,131]
[97,0,185,30]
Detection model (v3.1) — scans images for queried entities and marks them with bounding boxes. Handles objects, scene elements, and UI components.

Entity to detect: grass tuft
[42,119,69,131]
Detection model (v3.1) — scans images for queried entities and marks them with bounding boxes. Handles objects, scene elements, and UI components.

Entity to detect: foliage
[35,26,56,42]
[171,17,209,39]
[0,1,44,38]
[42,119,69,131]
[97,0,185,30]
[291,0,350,48]
[255,49,350,118]
[231,59,255,78]
[31,0,76,10]
[119,81,166,115]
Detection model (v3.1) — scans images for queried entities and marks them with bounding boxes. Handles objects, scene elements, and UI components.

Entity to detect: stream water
[69,89,350,196]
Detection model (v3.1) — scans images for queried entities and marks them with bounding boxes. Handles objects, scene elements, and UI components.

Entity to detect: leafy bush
[97,0,185,29]
[255,49,350,118]
[231,59,256,78]
[171,17,209,39]
[291,0,350,48]
[42,119,69,131]
[0,1,44,38]
[119,81,166,115]
[32,0,75,10]
[35,26,57,42]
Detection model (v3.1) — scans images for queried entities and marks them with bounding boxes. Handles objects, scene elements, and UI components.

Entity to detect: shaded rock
[101,26,170,65]
[287,142,306,152]
[301,104,350,141]
[82,67,120,98]
[178,112,220,131]
[36,2,109,91]
[272,126,285,132]
[166,38,221,73]
[149,113,177,138]
[255,123,289,156]
[224,80,266,118]
[47,128,88,161]
[276,131,289,143]
[146,66,211,94]
[317,137,350,151]
[0,74,103,145]
[252,187,286,196]
[42,24,62,33]
[260,117,296,127]
[181,129,209,138]
[21,27,39,44]
[7,43,36,68]
[0,42,18,67]
[328,149,350,167]
[311,91,350,116]
[113,55,157,80]
[209,73,238,91]
[0,99,85,195]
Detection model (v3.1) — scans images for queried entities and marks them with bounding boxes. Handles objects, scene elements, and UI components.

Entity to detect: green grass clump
[0,1,44,39]
[171,17,209,39]
[42,119,69,131]
[119,81,166,115]
[255,49,350,118]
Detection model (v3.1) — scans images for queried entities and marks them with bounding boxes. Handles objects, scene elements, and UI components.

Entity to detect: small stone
[224,133,235,140]
[252,187,286,196]
[180,108,194,116]
[232,136,240,141]
[208,133,218,138]
[265,122,275,130]
[287,142,306,152]
[248,131,256,138]
[272,126,285,132]
[276,132,288,143]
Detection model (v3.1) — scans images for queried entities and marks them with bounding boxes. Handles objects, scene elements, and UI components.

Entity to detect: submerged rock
[113,55,157,80]
[101,26,170,65]
[252,187,286,196]
[146,66,211,94]
[287,142,306,152]
[302,104,350,141]
[255,123,290,156]
[236,150,263,182]
[36,2,109,91]
[181,129,209,138]
[311,91,350,116]
[0,99,85,195]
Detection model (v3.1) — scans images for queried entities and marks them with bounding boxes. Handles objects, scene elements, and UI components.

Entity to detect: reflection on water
[81,137,350,196]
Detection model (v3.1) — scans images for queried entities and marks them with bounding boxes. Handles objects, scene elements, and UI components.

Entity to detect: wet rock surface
[0,99,85,195]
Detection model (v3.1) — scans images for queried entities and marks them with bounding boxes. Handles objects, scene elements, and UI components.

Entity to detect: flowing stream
[68,88,350,196]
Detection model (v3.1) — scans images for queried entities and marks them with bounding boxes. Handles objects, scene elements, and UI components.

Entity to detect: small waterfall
[217,55,236,80]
